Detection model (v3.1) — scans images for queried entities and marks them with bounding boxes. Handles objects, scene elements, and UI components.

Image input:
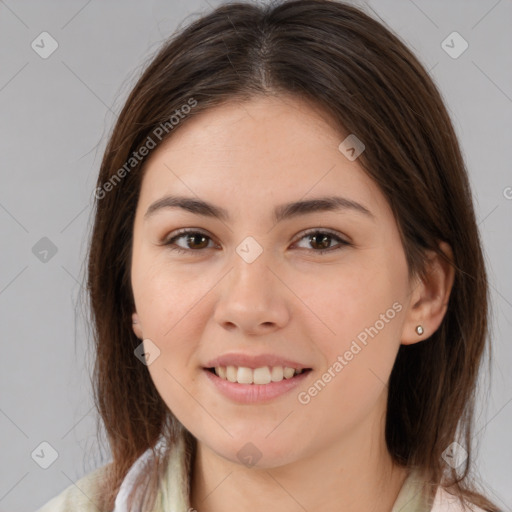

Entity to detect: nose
[213,248,291,336]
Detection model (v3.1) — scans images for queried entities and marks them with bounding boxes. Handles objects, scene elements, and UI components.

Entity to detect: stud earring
[415,325,424,335]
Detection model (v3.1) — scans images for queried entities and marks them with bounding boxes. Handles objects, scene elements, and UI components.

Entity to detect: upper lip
[204,353,311,370]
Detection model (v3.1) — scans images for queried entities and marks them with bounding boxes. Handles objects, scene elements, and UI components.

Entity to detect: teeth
[237,367,253,384]
[253,366,271,385]
[213,365,304,384]
[226,365,237,382]
[283,367,295,379]
[270,366,283,382]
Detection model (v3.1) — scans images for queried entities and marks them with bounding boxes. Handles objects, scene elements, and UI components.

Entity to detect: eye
[162,228,216,254]
[162,228,351,256]
[292,229,351,254]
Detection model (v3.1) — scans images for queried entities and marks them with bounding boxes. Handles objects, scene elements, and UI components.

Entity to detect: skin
[130,95,454,512]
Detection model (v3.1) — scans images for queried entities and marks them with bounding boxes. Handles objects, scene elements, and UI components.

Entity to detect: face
[130,95,414,468]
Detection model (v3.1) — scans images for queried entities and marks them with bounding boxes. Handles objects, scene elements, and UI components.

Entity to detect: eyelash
[161,228,351,256]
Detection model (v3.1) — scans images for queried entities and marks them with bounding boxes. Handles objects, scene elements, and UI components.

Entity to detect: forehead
[145,95,343,168]
[137,95,388,219]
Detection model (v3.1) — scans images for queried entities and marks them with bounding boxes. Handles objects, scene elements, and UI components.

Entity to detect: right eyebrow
[144,194,374,223]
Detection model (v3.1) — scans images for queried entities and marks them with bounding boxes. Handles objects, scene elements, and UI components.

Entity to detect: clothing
[36,433,486,512]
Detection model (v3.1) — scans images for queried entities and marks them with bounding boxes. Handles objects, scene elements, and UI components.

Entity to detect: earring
[415,325,424,335]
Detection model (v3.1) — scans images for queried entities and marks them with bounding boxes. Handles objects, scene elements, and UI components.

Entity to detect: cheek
[131,262,213,416]
[132,263,210,424]
[132,249,210,338]
[296,259,405,343]
[296,254,407,391]
[296,280,404,439]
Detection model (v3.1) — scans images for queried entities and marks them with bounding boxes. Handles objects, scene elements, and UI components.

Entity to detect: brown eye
[182,233,210,250]
[294,229,350,254]
[163,228,350,256]
[163,229,215,254]
[309,233,333,251]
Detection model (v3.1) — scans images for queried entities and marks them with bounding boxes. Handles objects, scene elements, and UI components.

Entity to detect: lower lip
[203,369,311,404]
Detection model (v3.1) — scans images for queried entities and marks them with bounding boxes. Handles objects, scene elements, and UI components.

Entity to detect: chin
[201,435,303,470]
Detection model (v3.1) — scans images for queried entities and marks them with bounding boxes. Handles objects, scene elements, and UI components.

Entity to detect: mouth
[204,365,312,385]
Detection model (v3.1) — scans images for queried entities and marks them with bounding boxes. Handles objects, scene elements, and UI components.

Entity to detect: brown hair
[86,1,498,510]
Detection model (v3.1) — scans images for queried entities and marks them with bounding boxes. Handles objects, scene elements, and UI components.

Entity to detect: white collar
[113,433,189,512]
[113,434,483,512]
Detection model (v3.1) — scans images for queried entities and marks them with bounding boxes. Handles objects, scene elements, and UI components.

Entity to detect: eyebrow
[144,194,374,223]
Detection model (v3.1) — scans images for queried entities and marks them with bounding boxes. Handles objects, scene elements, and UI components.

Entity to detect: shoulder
[431,486,487,512]
[36,464,110,512]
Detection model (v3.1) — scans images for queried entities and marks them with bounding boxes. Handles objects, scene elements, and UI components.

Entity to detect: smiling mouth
[205,366,312,385]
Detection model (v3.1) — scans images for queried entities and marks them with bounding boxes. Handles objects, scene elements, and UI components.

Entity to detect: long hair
[85,1,498,510]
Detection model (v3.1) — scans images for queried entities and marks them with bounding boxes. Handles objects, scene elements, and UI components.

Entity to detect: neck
[189,401,409,512]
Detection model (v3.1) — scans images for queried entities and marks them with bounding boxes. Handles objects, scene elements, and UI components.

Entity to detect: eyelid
[161,227,217,247]
[290,227,351,247]
[161,227,351,254]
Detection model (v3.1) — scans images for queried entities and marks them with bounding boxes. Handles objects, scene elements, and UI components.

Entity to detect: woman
[37,1,500,511]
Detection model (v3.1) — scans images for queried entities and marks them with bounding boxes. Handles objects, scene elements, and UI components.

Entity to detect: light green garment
[37,437,433,512]
[35,464,109,512]
[391,470,433,512]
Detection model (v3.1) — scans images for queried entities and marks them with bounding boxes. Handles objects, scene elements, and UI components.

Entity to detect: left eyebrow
[273,196,374,223]
[144,195,374,223]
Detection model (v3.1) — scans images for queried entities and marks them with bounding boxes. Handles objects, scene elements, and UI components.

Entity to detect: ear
[132,312,143,339]
[401,242,455,345]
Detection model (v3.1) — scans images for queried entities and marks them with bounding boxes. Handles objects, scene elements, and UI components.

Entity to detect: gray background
[0,1,511,511]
